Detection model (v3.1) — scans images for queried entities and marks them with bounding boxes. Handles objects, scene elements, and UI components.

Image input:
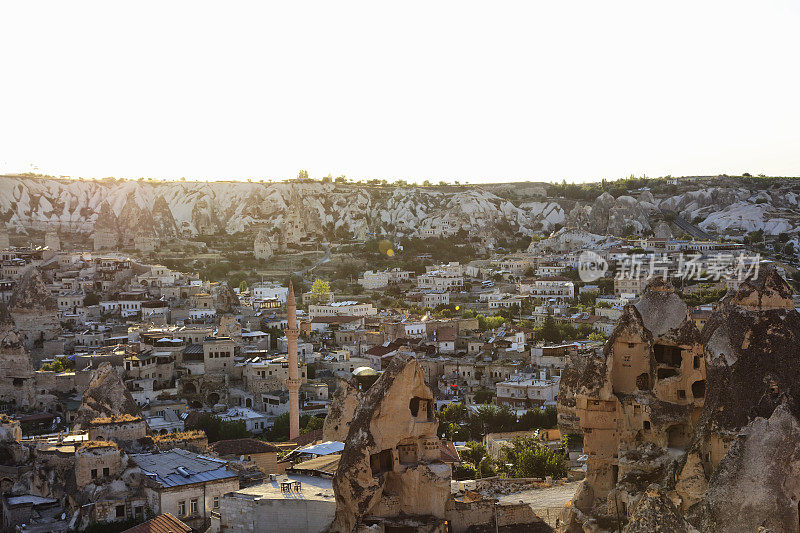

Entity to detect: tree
[473,390,494,404]
[579,290,598,306]
[453,463,478,480]
[285,274,307,295]
[472,404,516,435]
[189,413,250,443]
[479,457,496,478]
[518,406,558,430]
[461,441,487,467]
[301,416,324,435]
[311,279,331,300]
[83,292,100,306]
[41,357,74,373]
[497,436,567,479]
[538,316,561,343]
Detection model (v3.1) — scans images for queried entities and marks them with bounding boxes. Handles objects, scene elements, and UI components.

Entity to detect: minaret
[285,281,302,441]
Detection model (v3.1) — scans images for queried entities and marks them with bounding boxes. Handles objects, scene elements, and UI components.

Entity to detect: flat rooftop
[230,474,334,503]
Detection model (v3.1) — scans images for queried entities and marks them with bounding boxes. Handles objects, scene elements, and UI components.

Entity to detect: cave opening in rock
[654,344,682,367]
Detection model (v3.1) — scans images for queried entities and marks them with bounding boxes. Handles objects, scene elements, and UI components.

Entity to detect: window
[178,501,186,516]
[134,506,143,517]
[115,504,126,518]
[213,496,220,509]
[678,389,686,400]
[91,469,98,479]
[190,498,198,516]
[103,467,110,477]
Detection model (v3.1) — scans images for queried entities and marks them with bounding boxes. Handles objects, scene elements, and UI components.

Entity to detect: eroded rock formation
[73,362,145,430]
[329,354,450,532]
[0,303,38,408]
[322,375,363,442]
[560,266,800,533]
[8,268,61,352]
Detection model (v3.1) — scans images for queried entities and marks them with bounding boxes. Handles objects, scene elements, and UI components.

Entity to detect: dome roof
[352,366,377,377]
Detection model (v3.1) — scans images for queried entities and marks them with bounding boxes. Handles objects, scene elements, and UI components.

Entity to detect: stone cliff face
[0,303,38,408]
[322,375,363,443]
[3,176,797,239]
[559,267,800,533]
[8,268,61,352]
[73,363,144,430]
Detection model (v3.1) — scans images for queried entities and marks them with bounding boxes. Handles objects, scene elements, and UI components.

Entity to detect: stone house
[203,336,235,374]
[75,441,123,488]
[132,448,238,531]
[88,414,148,443]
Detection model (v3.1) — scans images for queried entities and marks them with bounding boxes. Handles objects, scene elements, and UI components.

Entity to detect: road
[293,243,331,276]
[660,209,711,240]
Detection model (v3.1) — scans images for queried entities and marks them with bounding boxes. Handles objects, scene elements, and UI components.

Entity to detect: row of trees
[186,412,327,444]
[438,403,558,442]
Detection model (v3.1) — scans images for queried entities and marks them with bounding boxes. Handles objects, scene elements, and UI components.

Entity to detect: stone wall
[88,416,148,442]
[75,443,123,488]
[220,491,335,533]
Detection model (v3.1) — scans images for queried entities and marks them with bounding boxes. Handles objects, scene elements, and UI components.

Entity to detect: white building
[487,293,523,309]
[495,373,560,409]
[251,283,289,303]
[358,270,390,290]
[422,291,450,308]
[417,267,463,290]
[308,301,377,318]
[518,277,575,302]
[218,406,272,434]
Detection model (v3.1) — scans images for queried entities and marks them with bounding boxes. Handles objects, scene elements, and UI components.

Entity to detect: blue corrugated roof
[132,449,237,488]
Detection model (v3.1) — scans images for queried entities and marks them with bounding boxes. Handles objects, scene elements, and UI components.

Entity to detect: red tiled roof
[440,440,460,463]
[122,513,191,533]
[365,345,395,357]
[436,326,456,342]
[292,428,322,447]
[209,438,280,456]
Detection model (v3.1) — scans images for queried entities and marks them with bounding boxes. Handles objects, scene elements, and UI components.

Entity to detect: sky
[1,1,799,184]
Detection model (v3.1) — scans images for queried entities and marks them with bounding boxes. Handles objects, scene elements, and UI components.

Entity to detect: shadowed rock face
[322,375,363,443]
[623,487,694,533]
[560,266,800,532]
[329,353,450,533]
[8,268,56,312]
[700,404,800,533]
[0,302,37,407]
[73,362,144,430]
[675,266,800,532]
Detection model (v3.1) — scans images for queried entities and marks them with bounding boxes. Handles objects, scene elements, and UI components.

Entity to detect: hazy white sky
[1,1,799,183]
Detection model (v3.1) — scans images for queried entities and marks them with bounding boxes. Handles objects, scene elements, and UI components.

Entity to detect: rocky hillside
[0,175,798,239]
